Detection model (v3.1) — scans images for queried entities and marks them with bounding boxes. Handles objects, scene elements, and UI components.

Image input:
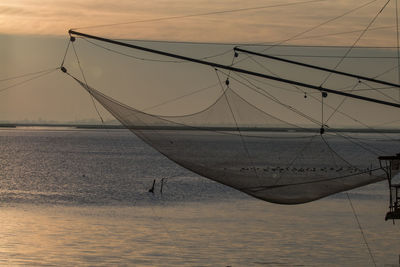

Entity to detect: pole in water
[148,179,155,194]
[160,178,165,194]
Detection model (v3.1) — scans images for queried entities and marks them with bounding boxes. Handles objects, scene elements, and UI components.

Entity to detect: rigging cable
[217,68,320,127]
[265,25,395,45]
[240,55,314,119]
[259,53,399,59]
[321,134,377,267]
[233,0,380,66]
[229,69,396,154]
[273,134,318,186]
[66,72,311,141]
[72,0,325,30]
[81,37,184,63]
[0,67,59,83]
[359,81,400,103]
[324,82,360,124]
[309,0,396,142]
[319,0,391,88]
[0,68,59,94]
[60,38,71,67]
[215,69,262,184]
[71,40,105,123]
[82,36,234,64]
[321,92,325,132]
[321,134,354,167]
[321,133,378,267]
[245,54,308,94]
[234,45,399,142]
[374,117,400,126]
[328,131,386,156]
[224,67,392,159]
[229,71,321,126]
[373,65,399,78]
[346,192,377,267]
[233,55,389,138]
[142,83,220,112]
[225,68,398,156]
[342,86,396,92]
[265,0,378,49]
[230,68,396,146]
[396,0,400,101]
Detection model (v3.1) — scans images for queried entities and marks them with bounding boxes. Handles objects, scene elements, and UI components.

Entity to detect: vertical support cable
[320,92,325,134]
[71,40,104,123]
[60,39,71,68]
[346,193,377,267]
[215,69,261,185]
[321,93,324,128]
[396,0,400,100]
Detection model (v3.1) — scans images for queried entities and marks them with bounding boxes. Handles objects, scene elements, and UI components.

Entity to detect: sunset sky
[0,0,399,123]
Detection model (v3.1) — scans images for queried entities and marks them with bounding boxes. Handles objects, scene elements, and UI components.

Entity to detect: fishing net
[64,35,400,204]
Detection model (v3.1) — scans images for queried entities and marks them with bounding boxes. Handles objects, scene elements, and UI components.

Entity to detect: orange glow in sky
[0,0,398,45]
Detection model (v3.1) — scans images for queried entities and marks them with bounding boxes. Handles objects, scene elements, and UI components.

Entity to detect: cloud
[0,0,398,46]
[0,5,36,16]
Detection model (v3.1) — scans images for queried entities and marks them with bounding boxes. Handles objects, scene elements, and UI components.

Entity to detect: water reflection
[0,129,399,266]
[0,198,399,266]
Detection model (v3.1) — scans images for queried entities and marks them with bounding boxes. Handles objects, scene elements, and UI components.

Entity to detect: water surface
[0,128,399,266]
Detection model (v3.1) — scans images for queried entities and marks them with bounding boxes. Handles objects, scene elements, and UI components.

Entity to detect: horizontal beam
[69,30,400,109]
[234,47,400,89]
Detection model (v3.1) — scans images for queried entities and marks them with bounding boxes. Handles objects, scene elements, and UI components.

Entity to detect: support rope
[0,68,59,94]
[346,192,377,267]
[234,41,398,143]
[233,0,379,67]
[359,81,400,103]
[230,71,321,126]
[321,134,377,266]
[73,0,325,31]
[0,67,59,83]
[227,68,394,155]
[215,69,262,184]
[71,41,105,123]
[396,0,400,101]
[83,37,234,64]
[142,83,220,112]
[60,38,71,67]
[319,0,391,88]
[325,82,360,124]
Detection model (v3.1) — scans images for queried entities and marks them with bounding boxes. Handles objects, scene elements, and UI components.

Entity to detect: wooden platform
[385,209,400,220]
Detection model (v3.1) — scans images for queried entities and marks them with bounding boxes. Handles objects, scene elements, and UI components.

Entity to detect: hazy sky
[0,0,399,124]
[1,0,398,43]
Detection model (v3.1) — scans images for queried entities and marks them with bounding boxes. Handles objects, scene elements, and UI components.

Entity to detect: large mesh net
[70,66,399,203]
[62,1,400,203]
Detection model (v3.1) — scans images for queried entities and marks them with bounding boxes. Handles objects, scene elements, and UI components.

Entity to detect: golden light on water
[0,199,399,265]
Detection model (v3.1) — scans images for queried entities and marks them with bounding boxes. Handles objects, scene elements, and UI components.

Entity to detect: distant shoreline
[0,123,123,129]
[0,123,399,133]
[0,123,125,130]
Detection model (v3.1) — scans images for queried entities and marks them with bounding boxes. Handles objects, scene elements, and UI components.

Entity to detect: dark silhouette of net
[72,75,398,204]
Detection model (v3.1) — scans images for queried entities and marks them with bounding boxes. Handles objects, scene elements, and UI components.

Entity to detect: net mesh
[62,0,400,204]
[72,74,398,204]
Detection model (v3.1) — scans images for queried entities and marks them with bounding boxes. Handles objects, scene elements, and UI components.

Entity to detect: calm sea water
[0,128,399,266]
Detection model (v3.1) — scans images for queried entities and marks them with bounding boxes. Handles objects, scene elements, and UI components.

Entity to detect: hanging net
[68,51,399,203]
[62,0,400,203]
